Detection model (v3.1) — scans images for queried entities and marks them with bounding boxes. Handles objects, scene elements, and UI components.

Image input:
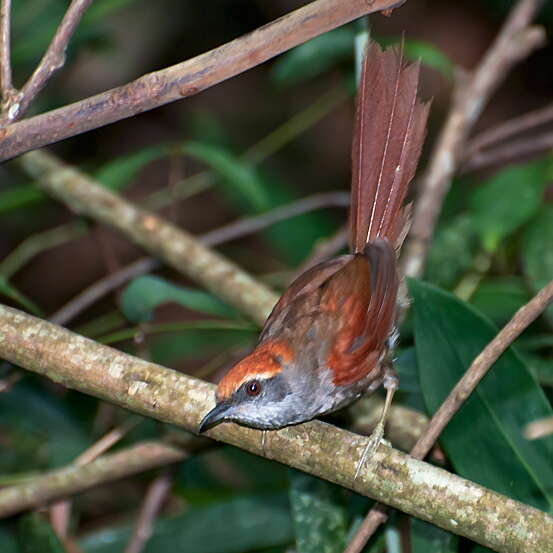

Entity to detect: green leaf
[289,471,347,553]
[426,214,478,289]
[80,494,292,553]
[94,145,168,191]
[523,205,553,325]
[0,382,90,470]
[470,159,548,252]
[271,28,355,87]
[411,518,458,553]
[18,513,65,553]
[395,347,425,412]
[404,40,454,79]
[410,279,553,510]
[184,142,269,211]
[121,275,238,323]
[0,184,46,214]
[470,277,531,327]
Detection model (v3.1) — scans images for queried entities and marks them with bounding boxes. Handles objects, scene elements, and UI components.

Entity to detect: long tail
[350,41,430,254]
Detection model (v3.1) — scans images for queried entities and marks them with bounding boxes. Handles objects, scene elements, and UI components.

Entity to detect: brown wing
[324,239,398,386]
[258,255,352,343]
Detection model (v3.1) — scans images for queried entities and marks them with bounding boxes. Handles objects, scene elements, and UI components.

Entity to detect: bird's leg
[354,361,398,482]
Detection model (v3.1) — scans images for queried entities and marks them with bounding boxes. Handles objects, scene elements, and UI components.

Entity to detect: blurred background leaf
[79,494,293,553]
[18,513,66,553]
[470,159,549,253]
[121,275,239,323]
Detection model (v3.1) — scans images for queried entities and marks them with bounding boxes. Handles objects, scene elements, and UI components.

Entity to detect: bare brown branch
[402,0,546,279]
[345,279,553,552]
[201,191,349,246]
[461,130,553,173]
[50,418,139,539]
[124,468,175,553]
[3,0,94,124]
[0,304,552,552]
[0,0,406,161]
[0,0,13,103]
[464,101,553,158]
[0,441,188,518]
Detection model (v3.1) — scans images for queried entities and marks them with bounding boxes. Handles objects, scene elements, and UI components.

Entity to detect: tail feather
[350,42,429,253]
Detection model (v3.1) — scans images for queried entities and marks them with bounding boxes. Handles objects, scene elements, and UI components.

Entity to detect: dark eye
[246,380,262,397]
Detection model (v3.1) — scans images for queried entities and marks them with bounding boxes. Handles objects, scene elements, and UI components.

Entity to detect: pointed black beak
[198,402,231,434]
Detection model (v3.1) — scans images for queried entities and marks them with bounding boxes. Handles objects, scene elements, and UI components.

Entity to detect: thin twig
[344,279,553,552]
[242,85,349,165]
[124,468,175,553]
[0,0,14,104]
[0,221,87,280]
[4,0,94,124]
[49,192,349,327]
[201,192,349,246]
[461,130,553,173]
[50,418,139,539]
[402,0,546,280]
[0,0,407,160]
[50,258,158,326]
[0,304,552,551]
[464,101,553,158]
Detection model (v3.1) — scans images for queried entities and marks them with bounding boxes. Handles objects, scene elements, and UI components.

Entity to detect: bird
[199,41,429,446]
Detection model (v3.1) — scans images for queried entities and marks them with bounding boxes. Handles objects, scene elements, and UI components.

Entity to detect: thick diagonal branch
[0,0,407,161]
[0,304,551,552]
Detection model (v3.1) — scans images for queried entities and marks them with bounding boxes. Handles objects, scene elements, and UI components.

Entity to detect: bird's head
[198,340,315,431]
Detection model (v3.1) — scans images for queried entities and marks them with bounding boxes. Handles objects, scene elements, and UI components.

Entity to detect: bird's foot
[354,421,387,482]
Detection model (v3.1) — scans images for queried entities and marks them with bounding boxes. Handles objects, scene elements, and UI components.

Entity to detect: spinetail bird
[199,42,429,444]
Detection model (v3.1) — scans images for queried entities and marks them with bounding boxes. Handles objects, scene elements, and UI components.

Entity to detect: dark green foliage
[79,495,293,553]
[411,279,553,510]
[18,513,66,553]
[411,518,458,553]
